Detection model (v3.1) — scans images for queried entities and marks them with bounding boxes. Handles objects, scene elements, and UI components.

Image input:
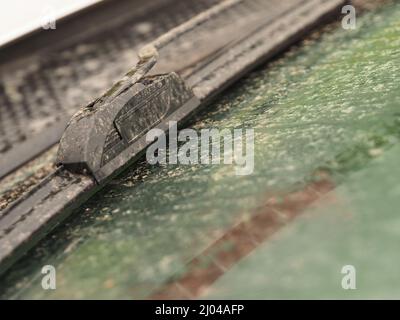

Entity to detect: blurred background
[0,0,100,46]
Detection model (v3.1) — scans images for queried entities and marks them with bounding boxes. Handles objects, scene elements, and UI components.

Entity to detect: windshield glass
[1,2,399,299]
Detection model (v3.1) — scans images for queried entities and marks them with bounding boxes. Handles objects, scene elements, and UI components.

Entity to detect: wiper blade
[0,0,345,275]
